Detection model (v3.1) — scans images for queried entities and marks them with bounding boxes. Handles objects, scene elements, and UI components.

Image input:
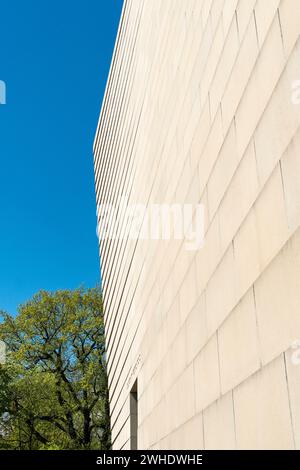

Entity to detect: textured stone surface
[94,0,300,450]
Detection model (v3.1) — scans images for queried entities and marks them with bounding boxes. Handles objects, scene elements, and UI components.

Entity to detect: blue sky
[0,0,123,314]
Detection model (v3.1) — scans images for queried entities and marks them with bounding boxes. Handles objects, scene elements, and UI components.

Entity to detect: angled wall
[94,0,300,450]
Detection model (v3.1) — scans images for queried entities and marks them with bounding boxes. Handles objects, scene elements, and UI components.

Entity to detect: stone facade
[94,0,300,450]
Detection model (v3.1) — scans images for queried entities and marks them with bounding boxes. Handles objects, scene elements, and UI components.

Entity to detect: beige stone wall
[94,0,300,450]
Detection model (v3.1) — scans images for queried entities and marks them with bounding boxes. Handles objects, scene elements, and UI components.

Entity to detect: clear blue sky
[0,0,123,315]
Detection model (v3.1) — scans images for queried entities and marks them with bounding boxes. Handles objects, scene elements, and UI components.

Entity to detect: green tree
[0,287,111,450]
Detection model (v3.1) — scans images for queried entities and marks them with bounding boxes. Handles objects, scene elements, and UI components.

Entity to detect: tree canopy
[0,287,111,450]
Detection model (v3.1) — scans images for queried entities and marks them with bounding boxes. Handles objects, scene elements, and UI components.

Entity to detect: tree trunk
[83,408,91,448]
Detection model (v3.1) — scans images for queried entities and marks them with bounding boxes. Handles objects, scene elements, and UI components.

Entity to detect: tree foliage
[0,287,111,450]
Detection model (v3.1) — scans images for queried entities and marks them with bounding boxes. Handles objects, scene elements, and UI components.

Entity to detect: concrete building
[94,0,300,450]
